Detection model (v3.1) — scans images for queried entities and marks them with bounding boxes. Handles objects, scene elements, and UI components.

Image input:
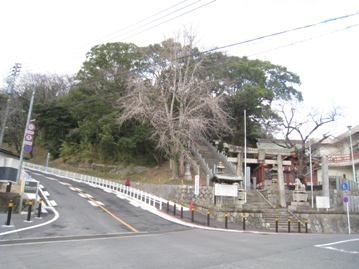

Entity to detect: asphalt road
[1,169,358,268]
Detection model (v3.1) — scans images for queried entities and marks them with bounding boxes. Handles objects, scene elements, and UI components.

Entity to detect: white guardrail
[24,162,168,211]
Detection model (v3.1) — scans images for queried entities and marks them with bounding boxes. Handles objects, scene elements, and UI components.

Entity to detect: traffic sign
[341,182,349,191]
[27,122,36,131]
[343,196,349,204]
[23,144,32,153]
[25,134,34,141]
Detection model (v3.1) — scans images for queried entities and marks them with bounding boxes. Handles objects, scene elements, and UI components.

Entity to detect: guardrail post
[181,204,183,219]
[6,200,13,226]
[275,217,278,233]
[37,199,42,218]
[242,214,246,230]
[167,200,169,213]
[27,200,33,221]
[305,219,308,233]
[207,211,210,226]
[174,202,177,216]
[225,213,228,229]
[288,218,291,233]
[298,219,301,233]
[191,207,194,223]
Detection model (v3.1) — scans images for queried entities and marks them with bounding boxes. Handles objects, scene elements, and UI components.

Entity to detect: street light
[347,126,356,182]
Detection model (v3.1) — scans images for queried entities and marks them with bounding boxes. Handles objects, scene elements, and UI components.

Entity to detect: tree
[203,53,302,146]
[275,102,342,184]
[117,30,232,178]
[61,42,160,164]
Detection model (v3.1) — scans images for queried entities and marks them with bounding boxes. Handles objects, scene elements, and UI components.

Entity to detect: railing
[191,144,213,178]
[328,152,359,163]
[201,138,237,175]
[24,162,168,210]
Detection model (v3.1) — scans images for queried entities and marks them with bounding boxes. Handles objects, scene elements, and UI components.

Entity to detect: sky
[1,0,359,138]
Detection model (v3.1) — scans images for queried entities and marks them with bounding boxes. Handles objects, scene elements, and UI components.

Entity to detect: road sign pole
[344,196,351,234]
[16,90,36,185]
[346,202,351,235]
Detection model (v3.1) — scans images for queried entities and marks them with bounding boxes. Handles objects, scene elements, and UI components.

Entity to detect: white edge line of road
[0,186,60,237]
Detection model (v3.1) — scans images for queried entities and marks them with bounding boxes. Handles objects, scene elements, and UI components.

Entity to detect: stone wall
[133,182,359,233]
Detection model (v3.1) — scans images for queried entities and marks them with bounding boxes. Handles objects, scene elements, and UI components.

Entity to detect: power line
[249,23,359,57]
[51,0,215,70]
[202,11,359,54]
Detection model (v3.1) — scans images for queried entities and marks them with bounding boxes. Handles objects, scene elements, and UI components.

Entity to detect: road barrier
[25,162,169,211]
[288,217,291,233]
[27,200,33,222]
[37,199,42,218]
[6,200,13,226]
[207,211,210,226]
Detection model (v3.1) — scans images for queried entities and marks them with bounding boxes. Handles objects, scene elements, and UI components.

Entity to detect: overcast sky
[1,0,358,137]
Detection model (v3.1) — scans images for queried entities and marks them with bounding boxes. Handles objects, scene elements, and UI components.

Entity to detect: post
[207,211,210,226]
[305,219,308,233]
[173,202,177,216]
[225,213,228,229]
[242,214,246,230]
[298,219,301,233]
[6,200,13,226]
[27,200,33,221]
[191,207,194,223]
[309,138,314,208]
[348,126,356,182]
[275,217,278,233]
[277,154,286,207]
[288,217,291,233]
[16,90,36,184]
[166,200,169,213]
[180,204,183,219]
[37,199,42,218]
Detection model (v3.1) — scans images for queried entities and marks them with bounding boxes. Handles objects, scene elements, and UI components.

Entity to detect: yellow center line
[80,189,139,233]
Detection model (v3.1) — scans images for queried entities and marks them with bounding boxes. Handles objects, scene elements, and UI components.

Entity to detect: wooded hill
[0,30,303,178]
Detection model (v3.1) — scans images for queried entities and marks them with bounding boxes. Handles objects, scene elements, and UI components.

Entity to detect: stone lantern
[217,162,225,174]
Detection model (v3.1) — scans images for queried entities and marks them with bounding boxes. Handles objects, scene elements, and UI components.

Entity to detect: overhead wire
[50,0,216,71]
[53,10,359,96]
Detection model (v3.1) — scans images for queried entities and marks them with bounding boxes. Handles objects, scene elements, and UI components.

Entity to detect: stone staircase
[245,190,310,233]
[193,139,234,175]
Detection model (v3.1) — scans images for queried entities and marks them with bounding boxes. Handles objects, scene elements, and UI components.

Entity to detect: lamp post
[347,126,356,183]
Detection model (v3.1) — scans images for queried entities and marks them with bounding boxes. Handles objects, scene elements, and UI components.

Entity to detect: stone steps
[246,190,310,233]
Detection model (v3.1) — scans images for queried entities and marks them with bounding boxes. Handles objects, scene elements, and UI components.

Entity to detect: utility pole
[0,63,21,148]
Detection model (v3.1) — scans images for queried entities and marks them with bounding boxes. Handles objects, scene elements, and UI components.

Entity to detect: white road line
[315,238,359,254]
[88,201,98,207]
[49,200,57,207]
[0,207,59,237]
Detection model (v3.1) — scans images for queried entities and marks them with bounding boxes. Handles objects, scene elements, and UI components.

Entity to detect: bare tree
[275,102,342,184]
[118,29,232,178]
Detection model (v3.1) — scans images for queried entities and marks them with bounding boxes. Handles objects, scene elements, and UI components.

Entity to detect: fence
[24,162,170,211]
